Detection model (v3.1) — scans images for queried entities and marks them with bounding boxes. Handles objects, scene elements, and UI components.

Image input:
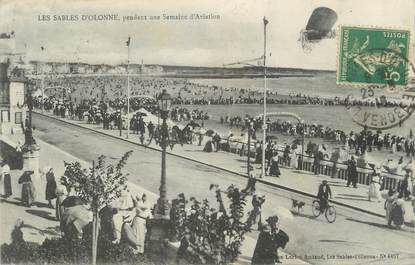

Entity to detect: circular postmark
[345,85,415,130]
[344,35,415,130]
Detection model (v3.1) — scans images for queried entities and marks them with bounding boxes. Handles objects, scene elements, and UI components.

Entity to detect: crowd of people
[0,160,151,254]
[33,76,415,109]
[220,114,415,158]
[26,75,415,230]
[33,96,208,133]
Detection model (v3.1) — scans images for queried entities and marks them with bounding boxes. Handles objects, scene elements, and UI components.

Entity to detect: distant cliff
[25,61,335,78]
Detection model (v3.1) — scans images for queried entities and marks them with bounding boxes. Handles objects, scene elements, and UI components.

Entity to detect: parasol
[205,129,215,137]
[187,121,201,128]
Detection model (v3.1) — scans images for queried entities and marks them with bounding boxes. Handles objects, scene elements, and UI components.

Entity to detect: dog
[291,199,306,213]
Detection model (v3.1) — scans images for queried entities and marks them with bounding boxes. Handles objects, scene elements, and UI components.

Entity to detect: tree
[63,150,133,265]
[171,183,263,264]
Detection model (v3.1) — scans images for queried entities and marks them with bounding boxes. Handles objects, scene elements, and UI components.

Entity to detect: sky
[0,0,414,70]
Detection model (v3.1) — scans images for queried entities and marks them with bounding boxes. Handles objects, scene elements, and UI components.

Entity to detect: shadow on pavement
[335,196,368,202]
[33,201,50,208]
[26,209,56,221]
[337,193,368,198]
[0,198,25,207]
[346,217,393,229]
[24,223,61,237]
[291,210,326,223]
[319,239,351,243]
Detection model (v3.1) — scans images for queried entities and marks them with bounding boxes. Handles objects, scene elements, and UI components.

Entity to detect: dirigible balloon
[299,7,338,53]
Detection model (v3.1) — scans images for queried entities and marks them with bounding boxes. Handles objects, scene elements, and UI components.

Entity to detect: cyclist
[317,180,332,213]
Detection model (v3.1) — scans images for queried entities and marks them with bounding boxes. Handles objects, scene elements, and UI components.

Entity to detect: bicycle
[312,199,336,223]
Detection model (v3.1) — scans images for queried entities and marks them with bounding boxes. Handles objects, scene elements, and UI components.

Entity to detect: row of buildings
[26,61,163,76]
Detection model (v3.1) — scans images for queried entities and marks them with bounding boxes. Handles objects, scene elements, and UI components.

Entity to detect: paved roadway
[33,113,415,265]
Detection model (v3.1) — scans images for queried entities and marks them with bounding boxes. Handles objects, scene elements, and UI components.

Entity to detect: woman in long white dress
[289,146,299,169]
[0,161,6,196]
[368,167,382,202]
[112,189,135,239]
[120,194,151,254]
[55,177,68,221]
[131,194,151,254]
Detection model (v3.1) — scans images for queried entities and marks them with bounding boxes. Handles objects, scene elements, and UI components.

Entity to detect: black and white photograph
[0,0,415,264]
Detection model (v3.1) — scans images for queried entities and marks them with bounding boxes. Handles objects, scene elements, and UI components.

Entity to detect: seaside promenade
[31,110,415,220]
[1,110,414,265]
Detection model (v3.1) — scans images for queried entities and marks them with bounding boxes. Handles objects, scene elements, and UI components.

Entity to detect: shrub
[171,183,263,264]
[1,236,154,264]
[1,241,41,264]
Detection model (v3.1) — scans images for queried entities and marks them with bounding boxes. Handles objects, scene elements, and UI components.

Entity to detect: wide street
[32,113,415,265]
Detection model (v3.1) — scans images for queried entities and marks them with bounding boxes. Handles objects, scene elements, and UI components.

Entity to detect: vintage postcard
[0,0,414,264]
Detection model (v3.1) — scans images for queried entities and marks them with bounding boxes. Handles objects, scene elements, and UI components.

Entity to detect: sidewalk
[33,111,415,220]
[0,133,308,264]
[0,133,157,244]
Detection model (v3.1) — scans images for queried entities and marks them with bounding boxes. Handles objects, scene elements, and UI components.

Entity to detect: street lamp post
[146,89,172,262]
[126,36,131,139]
[21,80,40,177]
[154,89,171,219]
[247,121,254,176]
[300,121,305,170]
[41,75,45,113]
[119,103,123,137]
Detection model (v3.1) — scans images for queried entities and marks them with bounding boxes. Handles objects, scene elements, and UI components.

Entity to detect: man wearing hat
[252,216,289,264]
[347,156,358,188]
[398,169,412,200]
[317,180,332,213]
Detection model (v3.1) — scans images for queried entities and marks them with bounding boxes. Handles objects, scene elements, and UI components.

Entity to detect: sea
[186,73,414,137]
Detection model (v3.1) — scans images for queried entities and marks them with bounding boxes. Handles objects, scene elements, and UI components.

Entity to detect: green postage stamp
[337,26,410,87]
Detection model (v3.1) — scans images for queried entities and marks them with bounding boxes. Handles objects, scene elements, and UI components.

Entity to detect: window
[1,110,9,122]
[15,112,22,124]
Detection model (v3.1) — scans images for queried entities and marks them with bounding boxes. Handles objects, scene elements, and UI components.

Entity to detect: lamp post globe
[158,89,171,119]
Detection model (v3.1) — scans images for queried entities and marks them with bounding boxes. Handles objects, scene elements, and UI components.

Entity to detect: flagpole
[261,17,268,178]
[40,46,45,113]
[41,74,45,113]
[126,36,130,139]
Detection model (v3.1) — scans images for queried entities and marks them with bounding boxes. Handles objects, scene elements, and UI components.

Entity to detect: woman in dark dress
[269,153,281,178]
[255,144,263,164]
[45,168,57,208]
[390,196,406,228]
[18,171,36,207]
[252,224,276,264]
[203,139,214,152]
